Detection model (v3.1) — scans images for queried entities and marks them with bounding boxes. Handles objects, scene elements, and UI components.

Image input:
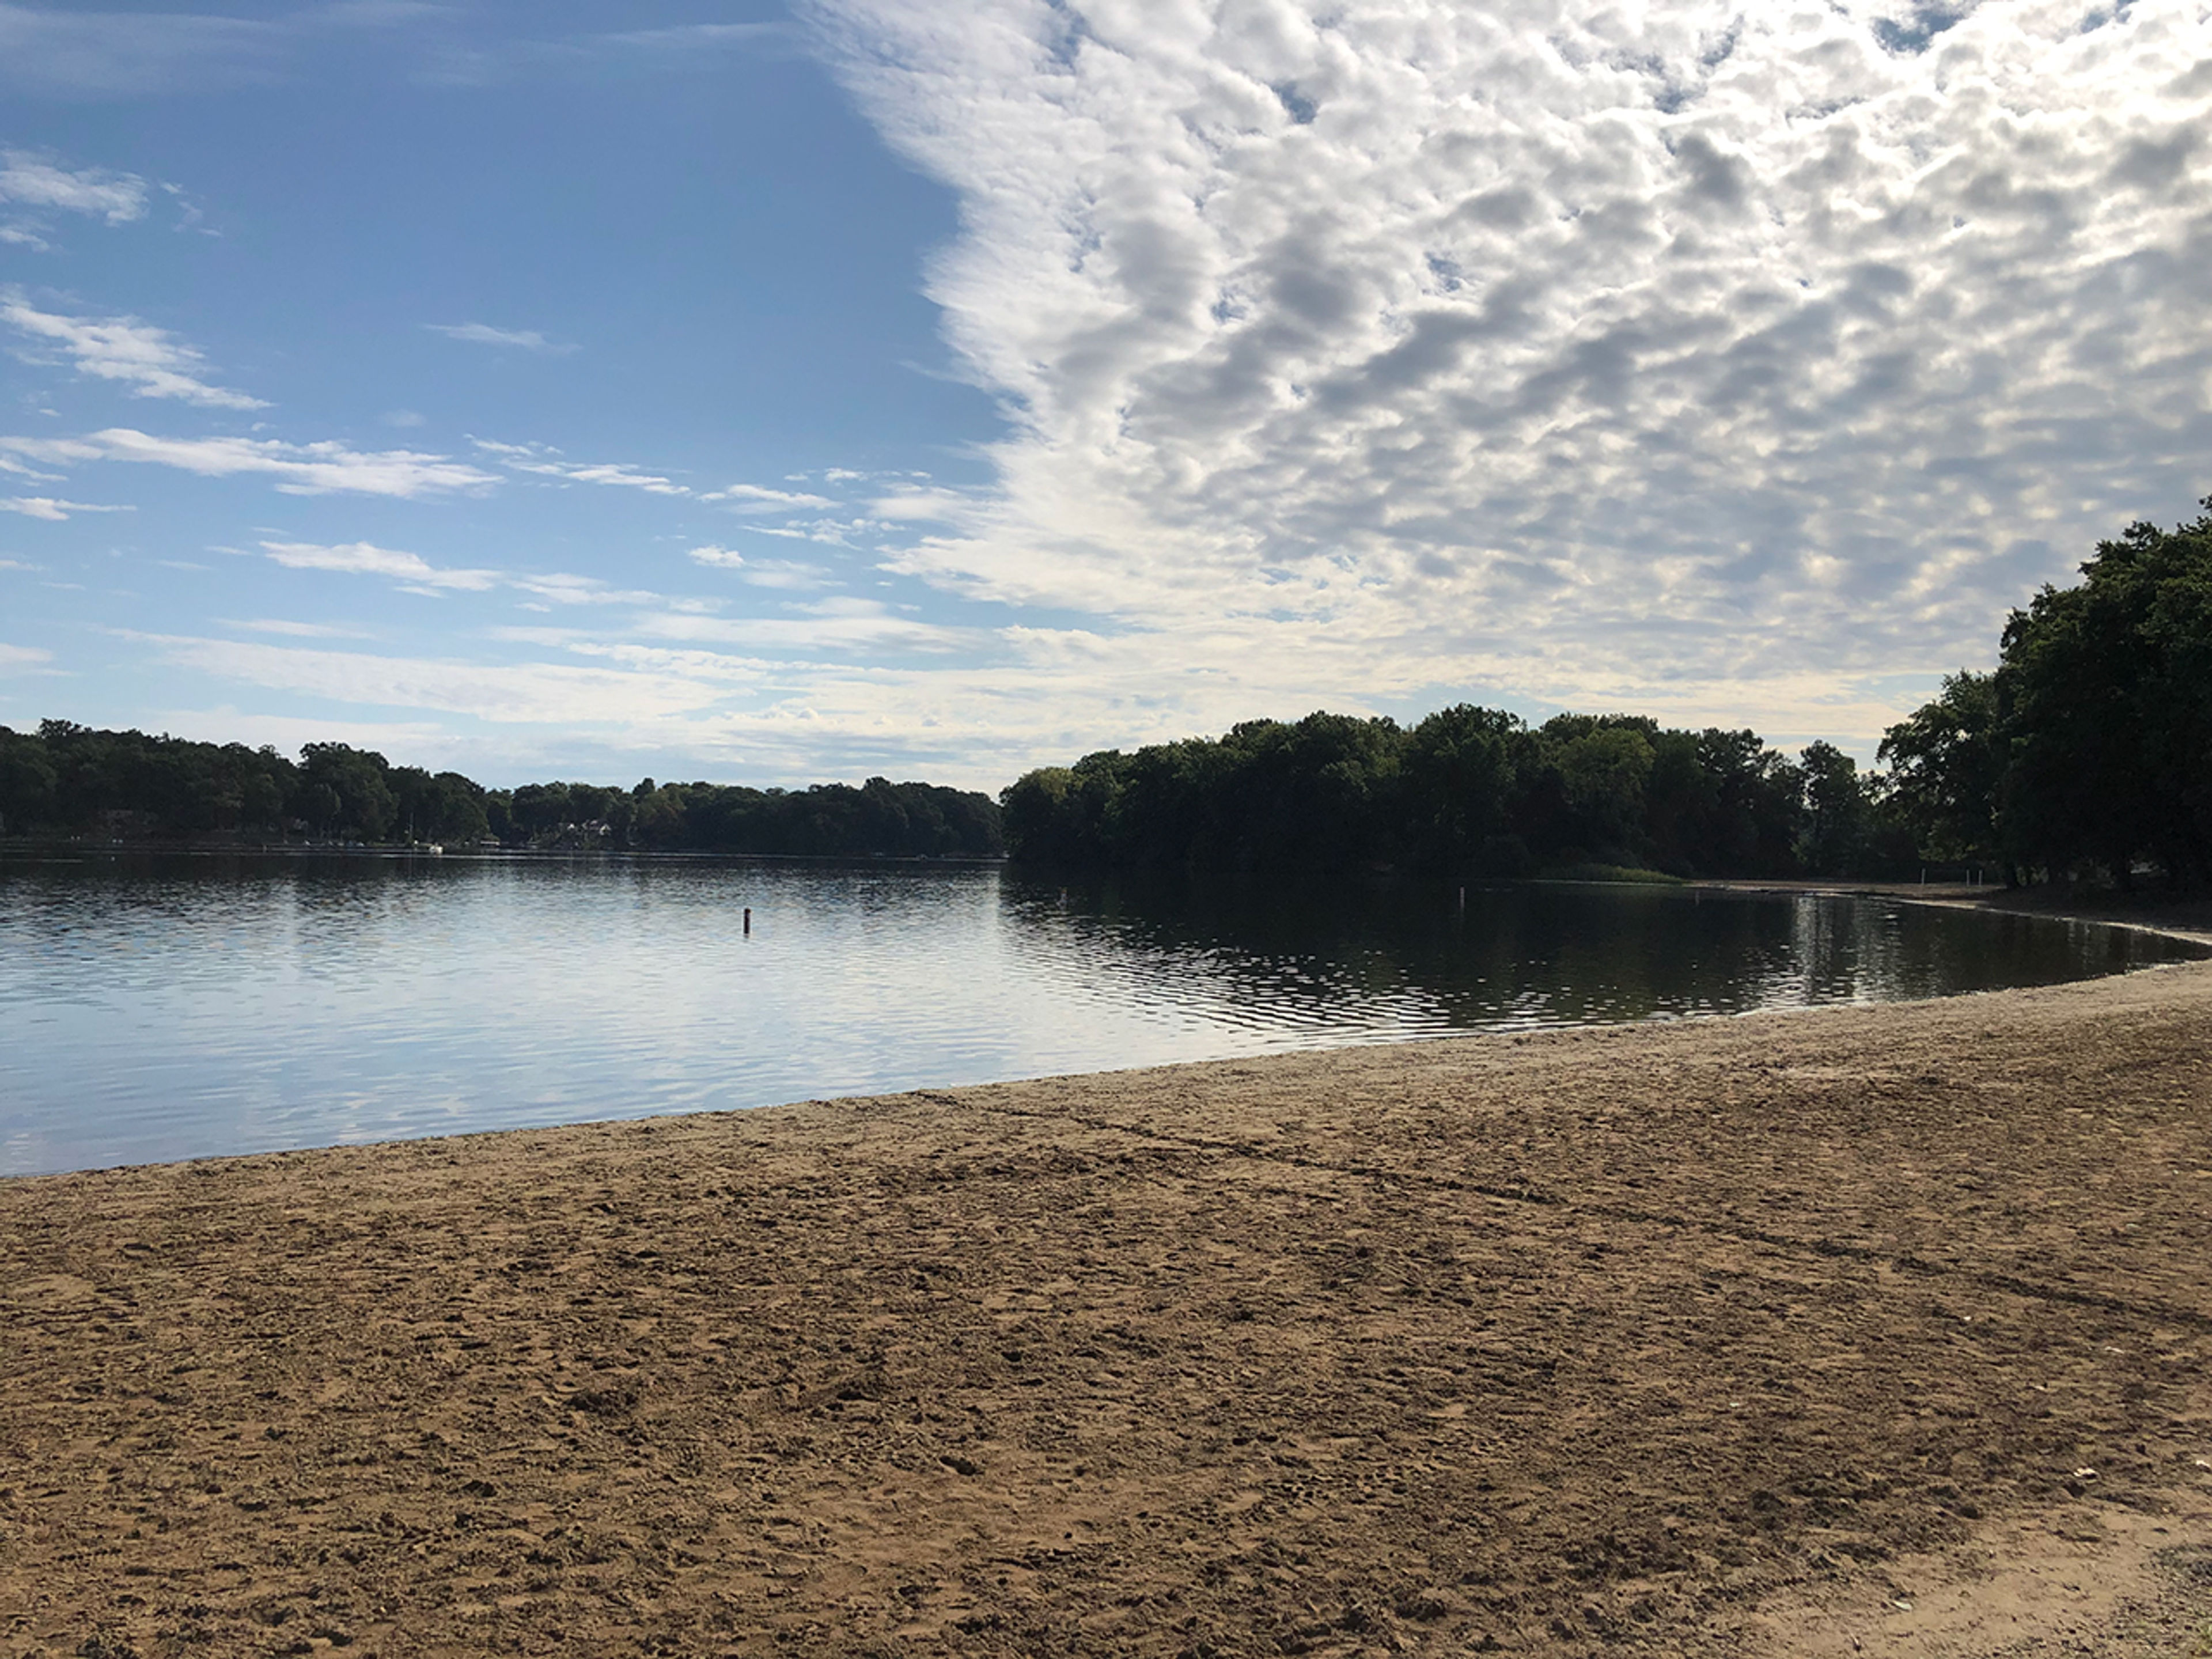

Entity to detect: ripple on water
[0,854,2198,1173]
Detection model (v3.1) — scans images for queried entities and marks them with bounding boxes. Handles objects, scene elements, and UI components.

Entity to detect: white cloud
[0,5,285,97]
[593,23,782,50]
[143,706,468,763]
[0,149,149,245]
[427,321,576,353]
[685,547,830,588]
[1,494,130,521]
[216,618,376,638]
[0,642,53,671]
[261,539,500,592]
[549,640,772,683]
[139,632,736,724]
[639,597,974,654]
[255,539,672,609]
[705,482,838,510]
[2,429,499,497]
[0,149,147,222]
[753,516,880,548]
[803,0,2212,727]
[508,571,664,606]
[748,559,832,589]
[2,293,266,408]
[474,438,688,495]
[158,180,213,237]
[540,462,683,494]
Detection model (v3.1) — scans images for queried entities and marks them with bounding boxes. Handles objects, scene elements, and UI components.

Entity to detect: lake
[1,850,2198,1175]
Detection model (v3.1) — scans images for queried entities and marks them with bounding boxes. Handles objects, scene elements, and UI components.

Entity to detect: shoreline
[1691,876,2212,948]
[7,953,2212,1654]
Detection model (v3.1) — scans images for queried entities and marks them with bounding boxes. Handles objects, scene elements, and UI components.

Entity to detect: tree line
[1003,499,2212,886]
[1001,709,1904,878]
[9,501,2200,883]
[0,722,1005,859]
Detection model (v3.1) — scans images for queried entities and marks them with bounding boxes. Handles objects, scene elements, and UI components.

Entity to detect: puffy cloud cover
[9,1,2210,787]
[805,0,2212,732]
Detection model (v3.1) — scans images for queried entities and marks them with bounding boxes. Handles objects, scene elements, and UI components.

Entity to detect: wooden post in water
[743,907,751,936]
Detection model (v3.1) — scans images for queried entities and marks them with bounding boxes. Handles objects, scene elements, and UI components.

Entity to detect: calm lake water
[1,850,2198,1175]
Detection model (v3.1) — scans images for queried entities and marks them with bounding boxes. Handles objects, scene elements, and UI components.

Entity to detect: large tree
[1876,671,2004,869]
[1998,501,2212,885]
[1881,499,2212,887]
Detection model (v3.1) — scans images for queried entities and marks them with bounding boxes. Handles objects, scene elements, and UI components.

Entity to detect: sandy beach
[6,949,2212,1657]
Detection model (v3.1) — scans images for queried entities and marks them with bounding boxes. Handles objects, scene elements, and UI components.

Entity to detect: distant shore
[5,917,2211,1656]
[0,836,1008,863]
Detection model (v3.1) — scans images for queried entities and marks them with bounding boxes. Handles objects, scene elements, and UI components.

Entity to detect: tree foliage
[1999,505,2212,884]
[1877,672,2002,866]
[999,707,1896,877]
[1882,499,2212,887]
[0,722,1002,858]
[611,775,1003,858]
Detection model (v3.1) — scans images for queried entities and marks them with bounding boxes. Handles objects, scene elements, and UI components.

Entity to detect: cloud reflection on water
[0,853,2192,1174]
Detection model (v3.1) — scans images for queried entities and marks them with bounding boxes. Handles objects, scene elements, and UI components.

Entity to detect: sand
[5,949,2212,1657]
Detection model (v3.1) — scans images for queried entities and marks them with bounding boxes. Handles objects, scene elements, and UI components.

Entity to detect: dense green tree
[1874,498,2212,888]
[9,721,304,839]
[0,727,58,834]
[240,766,287,832]
[390,767,491,845]
[1401,704,1521,873]
[1692,729,1805,877]
[997,707,1844,877]
[1221,714,1403,871]
[993,714,1407,874]
[299,744,398,840]
[1549,720,1656,858]
[1641,729,1718,873]
[1997,504,2212,885]
[301,783,342,834]
[999,766,1087,865]
[600,775,1001,858]
[629,783,688,848]
[1877,671,2003,868]
[1797,740,1873,877]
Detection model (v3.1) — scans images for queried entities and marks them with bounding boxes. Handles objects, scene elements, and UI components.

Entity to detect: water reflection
[999,873,2185,1036]
[0,851,2196,1175]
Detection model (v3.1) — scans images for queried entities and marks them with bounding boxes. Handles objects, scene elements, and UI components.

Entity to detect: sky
[2,0,2208,790]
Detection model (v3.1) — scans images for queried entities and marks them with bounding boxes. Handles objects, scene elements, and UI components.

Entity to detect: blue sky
[4,1,2210,787]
